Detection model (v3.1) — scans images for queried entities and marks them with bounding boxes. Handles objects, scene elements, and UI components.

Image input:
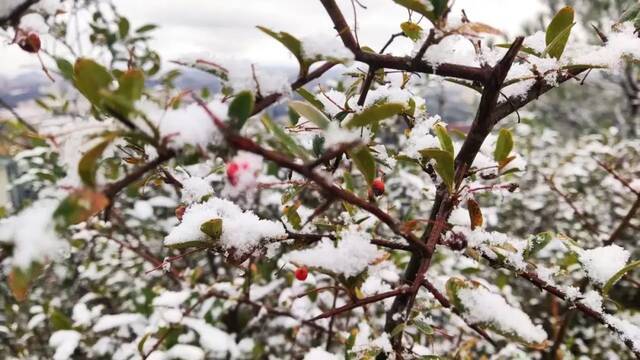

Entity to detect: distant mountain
[0,67,475,123]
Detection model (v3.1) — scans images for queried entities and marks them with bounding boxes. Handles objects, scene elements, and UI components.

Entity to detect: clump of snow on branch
[0,198,64,269]
[164,197,285,254]
[301,34,354,62]
[49,330,82,360]
[577,244,630,285]
[286,228,381,277]
[323,122,360,148]
[457,286,548,344]
[157,99,226,150]
[181,176,214,203]
[401,114,440,158]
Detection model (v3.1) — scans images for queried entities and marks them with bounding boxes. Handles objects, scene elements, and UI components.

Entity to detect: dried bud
[18,32,41,53]
[175,205,186,221]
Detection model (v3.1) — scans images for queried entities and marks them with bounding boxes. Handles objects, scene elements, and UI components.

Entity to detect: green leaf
[430,0,448,18]
[414,320,434,335]
[135,24,157,33]
[602,260,640,297]
[55,58,74,81]
[228,91,255,130]
[289,100,330,129]
[73,58,113,107]
[261,115,310,160]
[78,134,117,187]
[345,103,405,129]
[200,218,223,240]
[349,146,376,185]
[115,69,145,102]
[257,26,307,75]
[445,277,470,311]
[419,148,455,192]
[118,17,130,39]
[50,309,73,330]
[54,189,110,227]
[544,6,574,59]
[433,123,454,155]
[284,203,302,230]
[312,135,325,157]
[619,3,640,23]
[400,21,423,41]
[523,231,554,259]
[493,128,513,162]
[393,0,436,22]
[296,88,325,111]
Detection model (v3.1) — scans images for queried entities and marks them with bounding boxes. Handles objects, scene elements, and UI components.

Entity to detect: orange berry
[371,177,385,196]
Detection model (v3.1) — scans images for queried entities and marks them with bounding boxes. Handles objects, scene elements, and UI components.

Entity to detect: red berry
[371,177,385,197]
[226,162,240,186]
[294,266,308,281]
[175,205,186,221]
[18,32,41,53]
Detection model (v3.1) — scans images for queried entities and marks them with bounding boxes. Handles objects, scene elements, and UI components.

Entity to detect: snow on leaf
[164,197,285,254]
[49,330,81,360]
[577,244,630,285]
[286,229,381,277]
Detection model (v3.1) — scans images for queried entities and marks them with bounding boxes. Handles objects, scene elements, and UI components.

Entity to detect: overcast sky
[1,0,546,75]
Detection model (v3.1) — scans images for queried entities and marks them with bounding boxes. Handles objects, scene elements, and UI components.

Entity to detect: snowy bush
[1,0,640,359]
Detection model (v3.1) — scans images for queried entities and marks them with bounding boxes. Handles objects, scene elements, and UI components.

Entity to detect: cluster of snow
[401,114,440,158]
[577,244,630,285]
[181,317,238,355]
[317,90,346,117]
[457,286,548,344]
[604,314,640,353]
[301,34,354,62]
[49,330,82,360]
[303,347,340,360]
[92,313,146,333]
[286,228,381,277]
[454,227,528,271]
[181,177,214,203]
[156,99,225,150]
[0,198,64,269]
[164,196,285,254]
[323,122,360,148]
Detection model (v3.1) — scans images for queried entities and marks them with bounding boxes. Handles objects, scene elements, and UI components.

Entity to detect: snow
[164,196,285,254]
[0,198,64,269]
[92,313,146,332]
[569,22,640,70]
[302,34,354,62]
[182,317,237,354]
[152,290,191,307]
[158,99,225,150]
[49,330,81,360]
[457,286,548,344]
[181,177,214,203]
[578,245,630,285]
[164,344,205,360]
[604,314,640,352]
[323,122,360,148]
[317,90,346,117]
[286,229,381,277]
[401,115,441,158]
[304,347,340,360]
